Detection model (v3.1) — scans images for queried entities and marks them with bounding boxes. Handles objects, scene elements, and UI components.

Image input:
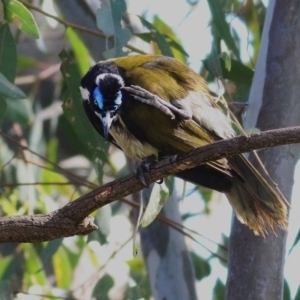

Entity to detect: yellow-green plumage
[81,54,288,235]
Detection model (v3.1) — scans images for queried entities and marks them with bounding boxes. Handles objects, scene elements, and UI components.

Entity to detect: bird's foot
[122,85,191,120]
[135,155,156,187]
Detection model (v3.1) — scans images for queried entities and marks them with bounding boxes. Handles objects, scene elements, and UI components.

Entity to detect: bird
[80,54,287,235]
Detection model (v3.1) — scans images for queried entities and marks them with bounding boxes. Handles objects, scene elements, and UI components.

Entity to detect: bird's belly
[109,121,158,160]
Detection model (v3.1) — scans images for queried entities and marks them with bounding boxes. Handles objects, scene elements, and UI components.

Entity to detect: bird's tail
[226,155,288,236]
[176,155,288,236]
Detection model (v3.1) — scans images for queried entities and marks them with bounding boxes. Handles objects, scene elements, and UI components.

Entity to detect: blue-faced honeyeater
[80,54,287,235]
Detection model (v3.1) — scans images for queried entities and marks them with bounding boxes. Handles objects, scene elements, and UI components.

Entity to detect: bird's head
[80,71,124,139]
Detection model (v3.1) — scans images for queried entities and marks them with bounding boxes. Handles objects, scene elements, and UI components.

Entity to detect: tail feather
[176,154,288,236]
[227,155,288,235]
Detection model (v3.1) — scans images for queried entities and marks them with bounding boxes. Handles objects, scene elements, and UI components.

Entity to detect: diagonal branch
[1,126,300,243]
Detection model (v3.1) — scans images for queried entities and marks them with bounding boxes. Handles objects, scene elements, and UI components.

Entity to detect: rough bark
[226,1,300,299]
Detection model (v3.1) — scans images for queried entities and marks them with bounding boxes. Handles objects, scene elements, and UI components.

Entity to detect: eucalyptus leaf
[134,32,189,58]
[283,279,291,300]
[153,15,188,60]
[140,181,169,227]
[5,98,32,125]
[289,228,300,254]
[0,73,26,100]
[294,285,300,300]
[190,251,211,280]
[203,56,254,84]
[66,28,90,76]
[96,1,114,37]
[204,45,223,78]
[3,0,39,39]
[60,50,110,169]
[0,281,13,300]
[92,274,114,300]
[96,0,130,58]
[23,244,46,285]
[137,16,173,57]
[212,278,225,300]
[0,99,7,125]
[0,23,17,82]
[220,52,231,71]
[207,0,240,59]
[39,238,64,266]
[52,246,72,288]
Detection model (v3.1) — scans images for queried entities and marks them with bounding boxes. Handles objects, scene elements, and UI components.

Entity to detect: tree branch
[1,126,300,243]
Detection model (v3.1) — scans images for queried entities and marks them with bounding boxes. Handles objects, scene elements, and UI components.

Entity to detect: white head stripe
[79,86,90,101]
[95,73,124,87]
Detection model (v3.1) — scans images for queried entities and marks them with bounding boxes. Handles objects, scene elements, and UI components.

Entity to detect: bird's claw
[122,85,191,120]
[135,155,156,187]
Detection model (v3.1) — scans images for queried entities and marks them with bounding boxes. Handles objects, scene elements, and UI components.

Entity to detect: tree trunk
[140,185,197,300]
[226,1,300,299]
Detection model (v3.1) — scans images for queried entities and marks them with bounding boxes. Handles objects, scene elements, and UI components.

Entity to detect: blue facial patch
[93,86,104,109]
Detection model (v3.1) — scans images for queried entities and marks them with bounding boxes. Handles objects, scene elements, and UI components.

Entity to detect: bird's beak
[102,111,113,140]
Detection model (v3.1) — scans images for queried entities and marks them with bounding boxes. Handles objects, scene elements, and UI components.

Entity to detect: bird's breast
[109,116,159,160]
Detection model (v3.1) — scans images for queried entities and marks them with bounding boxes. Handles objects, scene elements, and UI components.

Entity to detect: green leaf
[289,228,300,254]
[0,99,7,125]
[5,98,32,125]
[64,236,86,271]
[17,55,36,70]
[135,32,188,59]
[23,244,46,286]
[126,257,146,274]
[3,0,39,38]
[212,278,225,300]
[96,0,131,58]
[204,45,223,79]
[220,52,231,71]
[60,50,110,167]
[66,28,90,76]
[0,256,14,280]
[294,285,300,300]
[164,35,189,58]
[153,15,188,60]
[215,234,228,267]
[127,265,152,300]
[283,279,291,300]
[0,23,17,82]
[190,251,211,280]
[137,16,173,57]
[207,0,240,59]
[92,274,114,300]
[140,181,169,227]
[96,1,114,37]
[39,238,63,267]
[52,246,72,288]
[0,73,26,100]
[203,56,254,84]
[0,281,13,300]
